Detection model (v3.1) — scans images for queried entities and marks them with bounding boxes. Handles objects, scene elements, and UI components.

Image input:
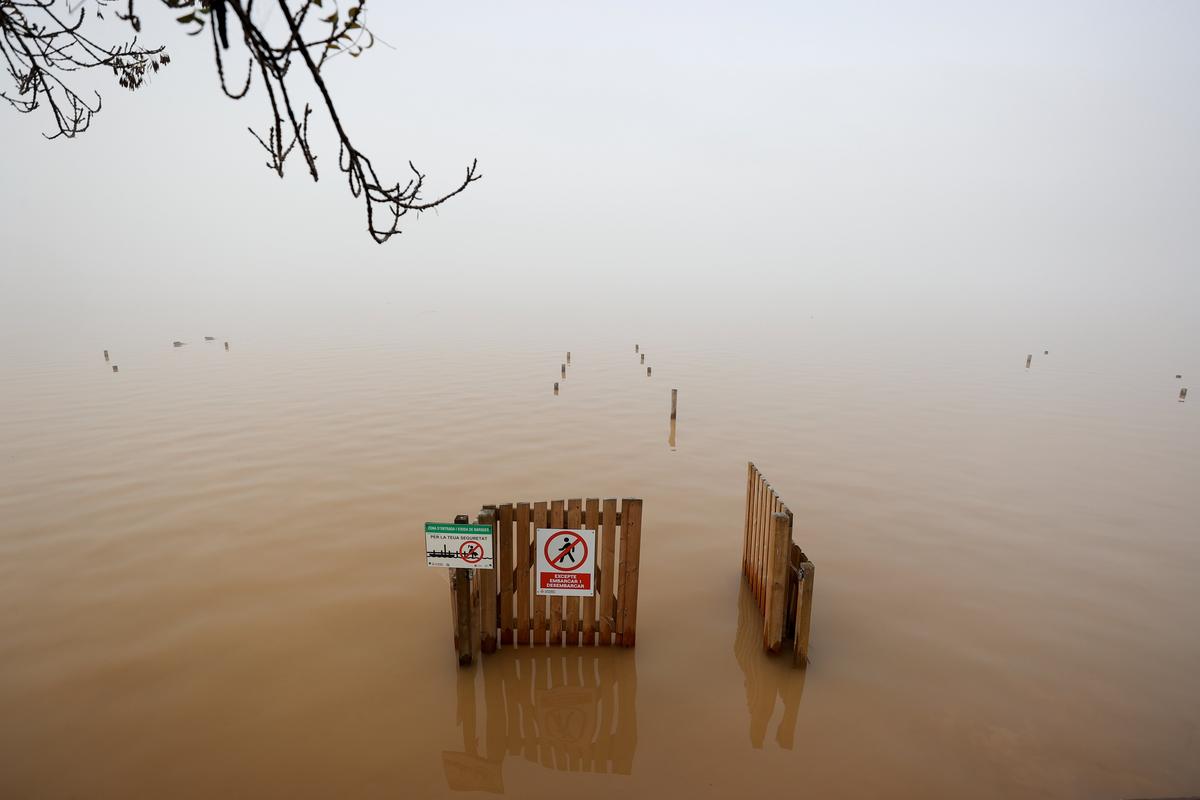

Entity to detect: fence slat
[619,498,643,647]
[497,504,514,646]
[764,511,790,652]
[515,502,531,645]
[794,561,815,666]
[757,472,770,608]
[743,462,755,577]
[583,498,600,646]
[565,498,583,645]
[549,500,565,645]
[533,501,548,645]
[478,508,497,654]
[600,498,617,646]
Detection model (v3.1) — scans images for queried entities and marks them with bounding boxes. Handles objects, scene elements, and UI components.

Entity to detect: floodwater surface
[1,312,1197,799]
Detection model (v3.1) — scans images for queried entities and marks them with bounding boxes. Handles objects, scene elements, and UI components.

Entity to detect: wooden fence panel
[741,462,814,667]
[454,497,643,657]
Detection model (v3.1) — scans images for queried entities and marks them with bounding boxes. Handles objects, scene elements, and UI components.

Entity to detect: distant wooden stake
[1181,388,1189,401]
[566,351,571,364]
[103,350,109,361]
[1044,350,1049,355]
[224,342,229,351]
[670,388,678,420]
[635,344,638,353]
[646,367,651,377]
[554,382,559,394]
[640,353,645,364]
[111,365,118,373]
[1025,354,1032,368]
[562,363,566,378]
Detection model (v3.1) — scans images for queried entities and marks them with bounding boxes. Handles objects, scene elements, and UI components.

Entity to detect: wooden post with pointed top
[670,388,677,420]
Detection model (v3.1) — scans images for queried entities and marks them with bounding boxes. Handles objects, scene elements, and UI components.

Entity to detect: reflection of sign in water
[536,528,595,596]
[425,522,494,569]
[535,687,598,746]
[441,651,638,790]
[442,751,503,794]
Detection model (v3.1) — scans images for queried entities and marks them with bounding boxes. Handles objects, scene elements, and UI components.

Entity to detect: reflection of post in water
[733,581,805,749]
[443,650,638,792]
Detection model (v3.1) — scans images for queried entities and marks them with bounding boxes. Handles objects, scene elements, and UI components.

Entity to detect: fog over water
[1,3,1198,799]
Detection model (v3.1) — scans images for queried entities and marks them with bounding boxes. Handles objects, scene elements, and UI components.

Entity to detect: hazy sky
[2,1,1198,355]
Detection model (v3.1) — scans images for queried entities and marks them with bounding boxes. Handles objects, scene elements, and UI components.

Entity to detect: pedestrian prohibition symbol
[535,527,596,597]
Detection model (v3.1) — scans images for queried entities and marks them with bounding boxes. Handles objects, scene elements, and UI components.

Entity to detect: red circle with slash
[545,530,588,572]
[459,540,484,564]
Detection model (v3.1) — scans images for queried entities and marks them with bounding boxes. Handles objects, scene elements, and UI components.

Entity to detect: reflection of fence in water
[734,581,806,750]
[443,650,638,793]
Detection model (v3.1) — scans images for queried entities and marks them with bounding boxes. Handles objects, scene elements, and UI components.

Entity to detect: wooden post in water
[566,351,571,364]
[561,363,566,378]
[618,498,643,647]
[111,365,119,373]
[1025,354,1032,368]
[553,382,559,395]
[1181,388,1189,401]
[635,344,639,353]
[451,514,475,666]
[640,353,645,364]
[647,367,652,377]
[224,341,229,351]
[103,350,109,361]
[670,389,678,420]
[794,561,815,667]
[764,512,791,652]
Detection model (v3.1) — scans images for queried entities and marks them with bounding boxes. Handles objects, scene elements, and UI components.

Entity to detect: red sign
[537,529,595,595]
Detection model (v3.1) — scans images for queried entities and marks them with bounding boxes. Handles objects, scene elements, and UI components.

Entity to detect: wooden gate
[450,498,643,663]
[742,463,814,666]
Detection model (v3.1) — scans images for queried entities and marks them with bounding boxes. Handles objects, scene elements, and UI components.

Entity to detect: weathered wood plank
[549,500,565,645]
[497,504,514,646]
[619,498,643,647]
[600,498,617,646]
[795,560,815,667]
[764,511,790,652]
[515,502,531,645]
[477,508,496,653]
[532,501,548,645]
[565,498,582,645]
[583,498,600,646]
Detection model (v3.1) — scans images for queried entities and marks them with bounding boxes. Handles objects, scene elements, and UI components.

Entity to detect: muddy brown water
[1,316,1197,799]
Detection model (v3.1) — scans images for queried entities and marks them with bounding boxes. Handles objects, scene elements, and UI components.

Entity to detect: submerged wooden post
[1025,354,1032,368]
[646,367,652,377]
[1181,387,1189,401]
[640,353,645,364]
[561,363,566,378]
[224,341,229,351]
[103,349,109,361]
[670,388,678,420]
[634,344,639,353]
[553,382,559,394]
[111,365,119,373]
[764,512,791,652]
[794,561,815,666]
[566,351,571,364]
